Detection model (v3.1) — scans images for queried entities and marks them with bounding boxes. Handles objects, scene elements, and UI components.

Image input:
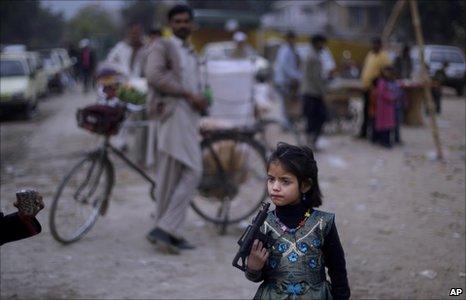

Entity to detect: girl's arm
[323,220,351,300]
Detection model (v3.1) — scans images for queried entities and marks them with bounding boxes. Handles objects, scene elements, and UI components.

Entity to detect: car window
[446,52,465,64]
[430,50,465,64]
[430,51,444,63]
[1,60,27,76]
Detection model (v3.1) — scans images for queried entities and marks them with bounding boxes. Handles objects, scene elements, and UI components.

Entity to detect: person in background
[145,4,208,254]
[273,30,302,129]
[140,28,163,78]
[394,45,412,79]
[431,61,448,114]
[0,191,44,245]
[373,65,401,148]
[320,46,337,80]
[66,41,80,82]
[231,31,255,59]
[148,28,162,45]
[301,34,329,150]
[78,39,97,93]
[340,50,360,79]
[358,38,391,139]
[106,22,146,78]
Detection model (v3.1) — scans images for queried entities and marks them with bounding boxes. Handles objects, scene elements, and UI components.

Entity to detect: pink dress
[375,79,396,131]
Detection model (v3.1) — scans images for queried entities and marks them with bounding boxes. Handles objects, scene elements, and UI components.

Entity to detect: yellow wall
[162,27,372,67]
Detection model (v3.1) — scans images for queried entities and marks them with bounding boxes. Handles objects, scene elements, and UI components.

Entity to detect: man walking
[145,4,208,254]
[301,35,328,150]
[273,30,302,129]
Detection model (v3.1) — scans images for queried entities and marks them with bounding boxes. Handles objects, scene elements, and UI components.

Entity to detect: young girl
[372,65,402,148]
[245,143,350,299]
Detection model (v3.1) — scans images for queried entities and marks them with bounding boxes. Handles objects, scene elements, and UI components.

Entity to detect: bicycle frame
[93,136,157,202]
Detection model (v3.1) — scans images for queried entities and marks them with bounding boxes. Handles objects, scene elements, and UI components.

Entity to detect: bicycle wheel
[192,133,267,225]
[50,153,113,244]
[259,119,304,152]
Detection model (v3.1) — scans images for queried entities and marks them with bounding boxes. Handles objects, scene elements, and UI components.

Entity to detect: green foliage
[120,0,158,32]
[0,0,65,48]
[395,0,466,46]
[117,85,147,105]
[66,4,120,44]
[65,4,120,59]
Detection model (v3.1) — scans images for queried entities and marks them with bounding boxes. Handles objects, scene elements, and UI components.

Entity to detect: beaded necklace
[274,208,312,234]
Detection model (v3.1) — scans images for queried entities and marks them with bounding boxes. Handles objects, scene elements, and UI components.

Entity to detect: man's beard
[174,28,191,40]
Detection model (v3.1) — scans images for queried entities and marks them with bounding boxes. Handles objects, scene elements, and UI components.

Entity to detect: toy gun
[232,202,275,272]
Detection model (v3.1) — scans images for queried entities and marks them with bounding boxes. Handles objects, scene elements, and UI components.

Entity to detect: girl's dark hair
[267,142,323,208]
[168,4,193,21]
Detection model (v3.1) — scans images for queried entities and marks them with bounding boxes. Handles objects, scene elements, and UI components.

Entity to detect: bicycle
[193,124,269,234]
[49,103,156,244]
[50,101,270,242]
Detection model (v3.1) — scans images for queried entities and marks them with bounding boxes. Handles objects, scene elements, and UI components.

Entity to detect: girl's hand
[247,239,269,271]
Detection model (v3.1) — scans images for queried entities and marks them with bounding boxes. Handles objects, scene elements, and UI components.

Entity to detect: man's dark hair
[127,21,142,29]
[285,30,296,39]
[267,142,323,208]
[168,4,193,21]
[372,37,382,45]
[311,34,327,45]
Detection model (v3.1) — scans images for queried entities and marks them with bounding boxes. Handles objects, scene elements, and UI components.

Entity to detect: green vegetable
[117,86,147,105]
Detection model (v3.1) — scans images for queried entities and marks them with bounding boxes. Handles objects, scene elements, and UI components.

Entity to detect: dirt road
[1,89,465,299]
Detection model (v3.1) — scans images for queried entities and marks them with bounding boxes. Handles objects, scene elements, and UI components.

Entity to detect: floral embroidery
[268,258,278,269]
[277,242,288,253]
[297,242,309,253]
[286,283,303,295]
[287,252,298,263]
[309,258,318,269]
[312,238,321,248]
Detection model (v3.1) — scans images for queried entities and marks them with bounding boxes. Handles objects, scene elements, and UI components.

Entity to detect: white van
[0,54,40,117]
[411,45,465,96]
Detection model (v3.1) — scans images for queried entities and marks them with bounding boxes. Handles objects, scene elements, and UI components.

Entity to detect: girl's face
[267,161,303,206]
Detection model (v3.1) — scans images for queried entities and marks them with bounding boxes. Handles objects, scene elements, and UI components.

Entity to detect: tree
[0,0,65,48]
[66,4,119,43]
[30,7,66,48]
[391,0,466,46]
[120,0,157,32]
[66,4,120,59]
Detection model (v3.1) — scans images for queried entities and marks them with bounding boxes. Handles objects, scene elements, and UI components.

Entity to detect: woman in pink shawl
[373,66,401,148]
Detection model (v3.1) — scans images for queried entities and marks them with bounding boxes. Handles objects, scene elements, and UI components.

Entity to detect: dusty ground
[1,88,465,299]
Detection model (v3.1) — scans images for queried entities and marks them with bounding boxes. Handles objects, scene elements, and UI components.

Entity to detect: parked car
[0,54,40,118]
[38,48,69,93]
[1,46,48,97]
[411,45,465,96]
[27,51,49,97]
